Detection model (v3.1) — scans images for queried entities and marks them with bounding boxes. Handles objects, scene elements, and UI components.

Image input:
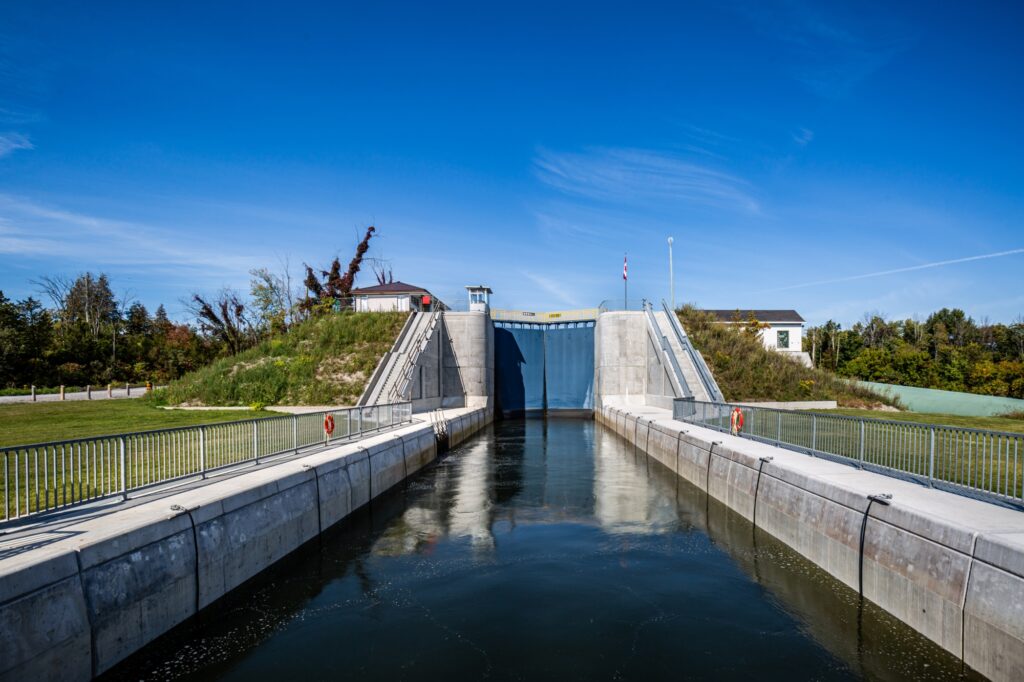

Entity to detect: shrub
[677,306,896,408]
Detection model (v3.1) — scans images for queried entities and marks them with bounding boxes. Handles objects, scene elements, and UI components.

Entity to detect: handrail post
[293,414,299,453]
[199,426,206,479]
[811,415,817,453]
[928,427,936,487]
[119,436,127,500]
[252,421,259,464]
[858,420,865,469]
[777,411,782,443]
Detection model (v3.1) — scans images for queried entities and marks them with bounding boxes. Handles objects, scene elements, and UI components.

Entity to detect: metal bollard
[60,385,65,400]
[31,385,36,402]
[126,382,130,397]
[86,384,92,400]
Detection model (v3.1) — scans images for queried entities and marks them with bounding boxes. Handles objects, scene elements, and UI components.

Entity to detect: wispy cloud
[0,132,32,157]
[521,270,580,308]
[791,128,814,147]
[759,248,1024,294]
[0,194,258,281]
[725,1,912,98]
[533,147,759,214]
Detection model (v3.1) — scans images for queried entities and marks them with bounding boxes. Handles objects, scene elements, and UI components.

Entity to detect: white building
[350,282,445,312]
[702,309,812,366]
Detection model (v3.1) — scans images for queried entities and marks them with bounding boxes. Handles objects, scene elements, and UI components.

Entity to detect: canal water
[105,420,977,681]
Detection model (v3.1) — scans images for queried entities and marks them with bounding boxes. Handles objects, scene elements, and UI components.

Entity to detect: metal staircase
[659,300,724,402]
[358,311,441,406]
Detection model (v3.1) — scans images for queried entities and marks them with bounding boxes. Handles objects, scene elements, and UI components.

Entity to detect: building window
[777,330,790,349]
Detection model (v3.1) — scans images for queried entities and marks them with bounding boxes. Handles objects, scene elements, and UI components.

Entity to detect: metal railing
[1,402,413,524]
[660,300,725,402]
[392,311,440,401]
[643,302,692,398]
[358,312,418,406]
[675,399,1023,507]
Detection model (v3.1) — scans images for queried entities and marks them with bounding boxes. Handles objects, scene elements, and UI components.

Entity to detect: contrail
[759,248,1024,294]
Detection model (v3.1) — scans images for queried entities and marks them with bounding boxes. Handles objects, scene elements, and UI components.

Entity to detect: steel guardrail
[644,302,693,399]
[661,300,725,402]
[1,401,414,524]
[675,399,1023,508]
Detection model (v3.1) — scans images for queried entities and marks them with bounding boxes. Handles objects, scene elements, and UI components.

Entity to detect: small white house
[350,282,445,313]
[703,309,812,366]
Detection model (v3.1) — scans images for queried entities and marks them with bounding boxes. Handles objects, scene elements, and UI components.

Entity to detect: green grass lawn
[0,399,265,448]
[812,408,1024,435]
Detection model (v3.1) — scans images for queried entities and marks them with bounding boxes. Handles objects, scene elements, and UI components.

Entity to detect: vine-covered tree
[301,225,376,313]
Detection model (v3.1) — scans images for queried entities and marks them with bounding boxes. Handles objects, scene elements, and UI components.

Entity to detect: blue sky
[1,1,1023,325]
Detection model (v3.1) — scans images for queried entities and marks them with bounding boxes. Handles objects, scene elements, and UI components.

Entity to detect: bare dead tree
[188,291,256,355]
[33,274,73,314]
[372,259,394,285]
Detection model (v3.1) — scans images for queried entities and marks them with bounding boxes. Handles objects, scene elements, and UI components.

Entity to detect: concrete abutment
[0,408,491,681]
[596,401,1024,682]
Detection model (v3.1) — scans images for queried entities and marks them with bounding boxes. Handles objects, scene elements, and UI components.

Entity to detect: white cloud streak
[521,270,580,308]
[759,248,1024,294]
[0,194,258,281]
[0,132,32,157]
[533,147,760,214]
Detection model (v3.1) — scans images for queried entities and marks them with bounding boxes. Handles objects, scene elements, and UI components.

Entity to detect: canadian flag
[622,254,628,281]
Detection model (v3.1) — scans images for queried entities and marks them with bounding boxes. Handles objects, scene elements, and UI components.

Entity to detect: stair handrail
[644,302,693,398]
[358,311,418,406]
[389,311,441,401]
[660,300,725,401]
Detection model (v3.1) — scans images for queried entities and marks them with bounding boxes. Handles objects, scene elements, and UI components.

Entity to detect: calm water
[106,420,976,681]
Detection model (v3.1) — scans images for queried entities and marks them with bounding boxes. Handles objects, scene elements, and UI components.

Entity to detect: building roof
[702,309,805,324]
[350,281,431,296]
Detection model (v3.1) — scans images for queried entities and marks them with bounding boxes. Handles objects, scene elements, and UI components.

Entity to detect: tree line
[0,226,382,390]
[805,308,1024,398]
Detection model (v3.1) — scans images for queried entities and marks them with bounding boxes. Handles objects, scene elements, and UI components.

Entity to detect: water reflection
[103,420,976,681]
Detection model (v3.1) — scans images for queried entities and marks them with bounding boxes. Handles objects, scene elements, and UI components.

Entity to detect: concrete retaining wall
[0,408,491,681]
[597,401,1024,682]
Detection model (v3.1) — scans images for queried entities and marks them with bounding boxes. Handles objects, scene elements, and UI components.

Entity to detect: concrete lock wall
[0,408,491,681]
[595,311,678,410]
[596,401,1024,682]
[594,312,647,408]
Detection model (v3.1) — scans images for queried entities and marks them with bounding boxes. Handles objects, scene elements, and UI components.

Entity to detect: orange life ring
[730,407,744,434]
[324,413,336,436]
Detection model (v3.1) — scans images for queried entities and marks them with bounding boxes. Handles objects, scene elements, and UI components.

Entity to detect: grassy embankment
[677,307,894,408]
[160,311,408,408]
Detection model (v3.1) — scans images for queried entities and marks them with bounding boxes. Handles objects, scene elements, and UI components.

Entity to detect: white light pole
[667,236,675,310]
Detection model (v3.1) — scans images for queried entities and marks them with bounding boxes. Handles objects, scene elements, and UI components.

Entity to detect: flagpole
[623,252,628,310]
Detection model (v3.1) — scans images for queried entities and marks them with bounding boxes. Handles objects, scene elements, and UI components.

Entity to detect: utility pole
[667,236,675,310]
